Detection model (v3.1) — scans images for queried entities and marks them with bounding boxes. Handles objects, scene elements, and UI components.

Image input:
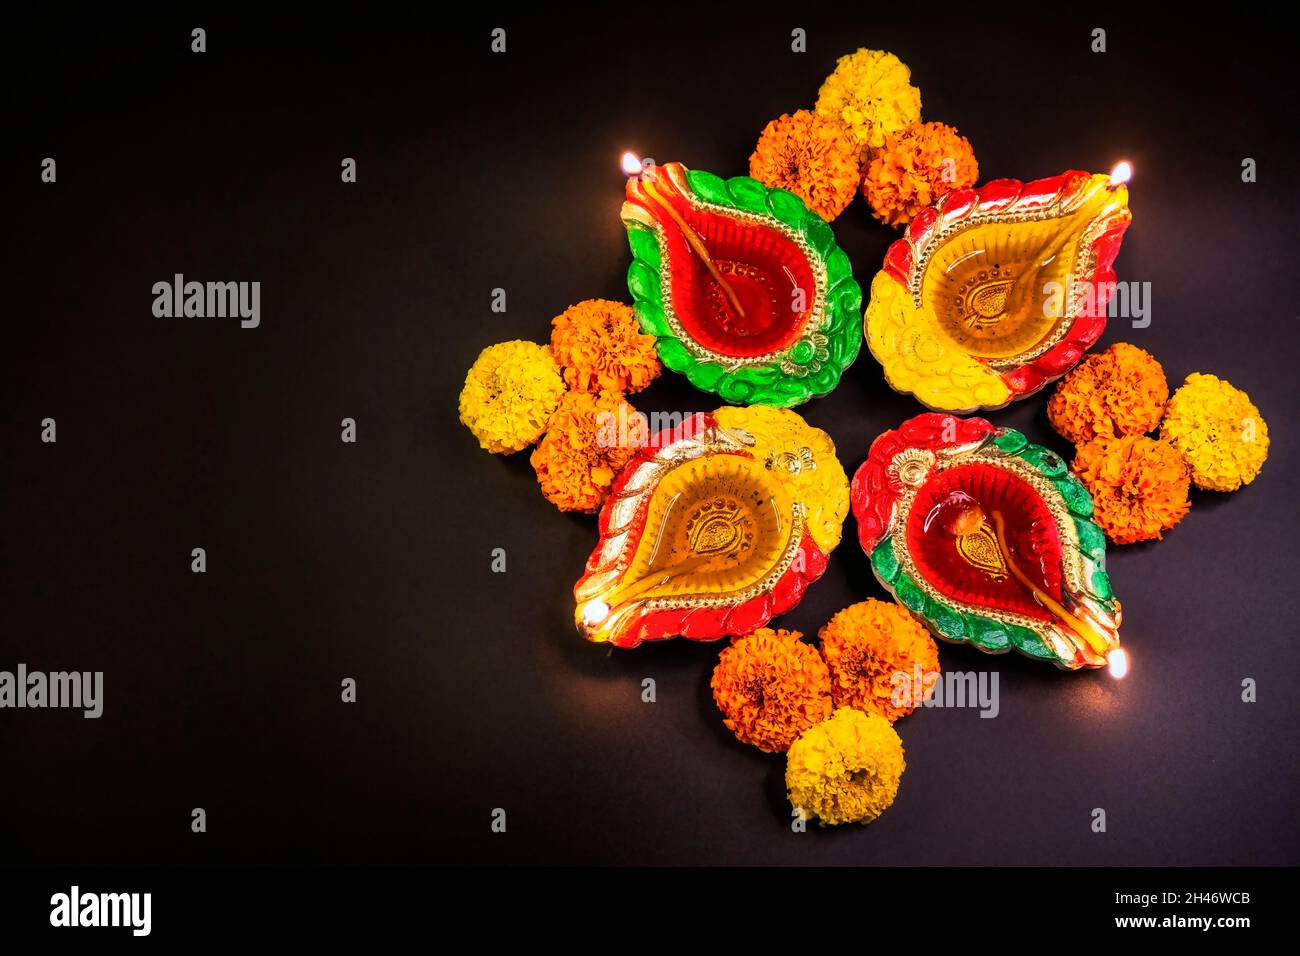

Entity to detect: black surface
[4,9,1299,866]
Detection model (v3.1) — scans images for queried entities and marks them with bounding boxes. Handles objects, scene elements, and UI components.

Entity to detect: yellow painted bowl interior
[616,454,795,604]
[920,218,1080,361]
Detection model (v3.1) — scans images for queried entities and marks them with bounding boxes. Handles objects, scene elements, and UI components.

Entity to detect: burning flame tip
[620,151,643,176]
[581,600,611,628]
[1107,648,1129,679]
[1108,161,1133,188]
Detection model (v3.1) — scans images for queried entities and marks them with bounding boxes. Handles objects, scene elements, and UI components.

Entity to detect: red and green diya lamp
[620,154,862,408]
[864,164,1133,413]
[852,413,1127,674]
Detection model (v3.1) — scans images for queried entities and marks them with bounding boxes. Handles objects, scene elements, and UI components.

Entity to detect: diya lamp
[864,163,1134,413]
[574,405,849,648]
[852,413,1127,675]
[619,153,862,408]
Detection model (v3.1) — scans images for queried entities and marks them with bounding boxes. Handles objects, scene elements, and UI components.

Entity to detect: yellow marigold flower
[748,110,861,221]
[818,599,939,722]
[860,121,978,227]
[786,707,905,826]
[458,340,565,454]
[550,298,661,395]
[530,390,646,513]
[1072,435,1191,544]
[1160,373,1269,491]
[814,48,922,154]
[711,628,833,753]
[1047,342,1168,444]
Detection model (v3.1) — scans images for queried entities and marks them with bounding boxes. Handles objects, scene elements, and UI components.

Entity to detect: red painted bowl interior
[662,194,814,358]
[905,462,1064,621]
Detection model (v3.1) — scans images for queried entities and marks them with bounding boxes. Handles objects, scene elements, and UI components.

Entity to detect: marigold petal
[1072,435,1192,544]
[785,708,905,825]
[818,598,940,721]
[1160,372,1269,492]
[531,390,644,513]
[1047,342,1168,444]
[711,628,833,753]
[458,340,565,454]
[550,299,661,396]
[749,110,861,221]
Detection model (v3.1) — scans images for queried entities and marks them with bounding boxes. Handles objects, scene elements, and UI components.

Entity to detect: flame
[1108,161,1132,189]
[620,151,643,176]
[1107,647,1129,679]
[580,600,610,628]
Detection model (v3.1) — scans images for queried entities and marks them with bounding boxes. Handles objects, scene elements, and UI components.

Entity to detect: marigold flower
[458,340,565,454]
[711,628,833,753]
[785,707,905,826]
[1160,373,1269,491]
[860,122,978,226]
[550,299,661,395]
[530,390,646,513]
[818,599,939,722]
[1072,435,1191,544]
[748,110,861,221]
[1047,342,1168,444]
[814,48,922,154]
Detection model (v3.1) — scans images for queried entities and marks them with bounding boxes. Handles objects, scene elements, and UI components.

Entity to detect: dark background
[4,9,1299,866]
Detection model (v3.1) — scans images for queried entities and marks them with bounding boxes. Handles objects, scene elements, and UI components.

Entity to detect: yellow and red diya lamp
[574,406,849,648]
[620,153,862,407]
[852,413,1126,674]
[865,164,1133,413]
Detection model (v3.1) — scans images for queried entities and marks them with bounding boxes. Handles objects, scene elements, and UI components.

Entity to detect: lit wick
[935,496,1113,660]
[1107,161,1132,190]
[620,151,643,176]
[1107,648,1129,679]
[580,600,610,629]
[621,152,746,320]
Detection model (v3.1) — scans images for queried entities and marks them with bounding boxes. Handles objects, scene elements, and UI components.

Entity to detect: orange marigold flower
[530,390,646,514]
[818,598,939,722]
[861,121,978,226]
[748,110,861,221]
[1072,435,1191,545]
[711,628,833,753]
[549,298,660,395]
[1047,342,1168,444]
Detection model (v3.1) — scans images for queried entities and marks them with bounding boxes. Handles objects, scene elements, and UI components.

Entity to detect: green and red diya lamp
[620,153,862,407]
[852,413,1128,675]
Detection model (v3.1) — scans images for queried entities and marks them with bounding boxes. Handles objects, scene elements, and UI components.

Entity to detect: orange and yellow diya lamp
[574,406,849,648]
[864,164,1133,414]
